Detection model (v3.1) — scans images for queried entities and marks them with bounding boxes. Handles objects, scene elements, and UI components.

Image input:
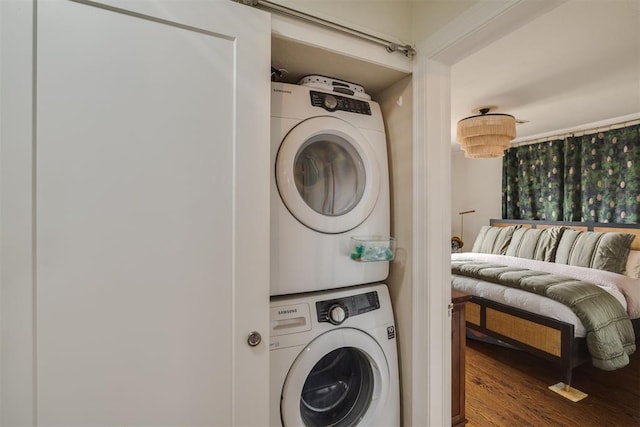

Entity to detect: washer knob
[328,304,347,325]
[324,95,338,110]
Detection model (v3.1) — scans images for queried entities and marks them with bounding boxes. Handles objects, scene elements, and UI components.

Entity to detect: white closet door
[35,1,270,425]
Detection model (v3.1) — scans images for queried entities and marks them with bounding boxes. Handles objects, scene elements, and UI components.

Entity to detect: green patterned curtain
[503,123,640,223]
[566,124,640,223]
[502,140,565,221]
[563,137,582,221]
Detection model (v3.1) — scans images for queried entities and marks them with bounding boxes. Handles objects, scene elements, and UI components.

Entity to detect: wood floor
[465,338,640,427]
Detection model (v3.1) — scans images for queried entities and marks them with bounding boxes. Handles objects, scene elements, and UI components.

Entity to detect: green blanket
[452,260,636,370]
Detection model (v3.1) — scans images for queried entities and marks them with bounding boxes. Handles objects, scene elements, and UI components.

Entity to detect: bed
[451,219,640,387]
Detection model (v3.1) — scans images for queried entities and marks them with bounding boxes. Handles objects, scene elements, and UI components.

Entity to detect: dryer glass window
[294,135,366,217]
[300,347,374,426]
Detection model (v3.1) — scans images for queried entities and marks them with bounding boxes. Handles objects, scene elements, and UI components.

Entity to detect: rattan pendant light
[456,107,516,158]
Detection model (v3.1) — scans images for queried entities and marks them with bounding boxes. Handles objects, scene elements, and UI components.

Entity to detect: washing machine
[271,81,391,296]
[269,283,400,426]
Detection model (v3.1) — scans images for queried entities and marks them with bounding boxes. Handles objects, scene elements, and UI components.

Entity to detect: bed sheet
[451,252,640,337]
[452,274,588,337]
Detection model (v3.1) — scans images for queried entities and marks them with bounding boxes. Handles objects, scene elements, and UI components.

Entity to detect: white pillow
[625,250,640,279]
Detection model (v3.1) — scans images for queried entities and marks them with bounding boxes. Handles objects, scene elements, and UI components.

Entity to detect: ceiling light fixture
[456,106,516,158]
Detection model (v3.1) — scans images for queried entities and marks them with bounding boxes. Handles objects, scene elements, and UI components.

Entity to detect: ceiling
[451,0,640,146]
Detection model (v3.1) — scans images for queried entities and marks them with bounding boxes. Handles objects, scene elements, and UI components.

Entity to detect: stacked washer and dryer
[269,77,400,426]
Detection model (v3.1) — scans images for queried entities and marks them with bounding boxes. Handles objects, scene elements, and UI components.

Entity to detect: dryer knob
[324,95,338,110]
[328,305,347,325]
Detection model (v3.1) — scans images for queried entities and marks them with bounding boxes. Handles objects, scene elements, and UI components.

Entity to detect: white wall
[274,0,413,42]
[275,0,479,45]
[411,0,478,43]
[377,75,413,426]
[450,149,502,250]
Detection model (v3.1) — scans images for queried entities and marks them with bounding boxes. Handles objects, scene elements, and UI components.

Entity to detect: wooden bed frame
[461,219,640,386]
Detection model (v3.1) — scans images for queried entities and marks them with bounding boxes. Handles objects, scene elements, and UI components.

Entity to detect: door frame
[411,0,565,425]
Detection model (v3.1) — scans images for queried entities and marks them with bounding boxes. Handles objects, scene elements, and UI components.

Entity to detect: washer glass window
[300,347,374,427]
[294,135,366,217]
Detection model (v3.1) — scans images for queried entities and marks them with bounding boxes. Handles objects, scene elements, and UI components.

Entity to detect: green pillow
[505,226,565,261]
[555,230,635,274]
[471,225,519,255]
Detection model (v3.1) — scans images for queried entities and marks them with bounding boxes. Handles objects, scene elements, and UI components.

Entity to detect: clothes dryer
[269,283,400,426]
[271,82,391,296]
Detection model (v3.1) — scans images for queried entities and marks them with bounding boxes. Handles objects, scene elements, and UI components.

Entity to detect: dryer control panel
[310,91,372,115]
[316,291,380,325]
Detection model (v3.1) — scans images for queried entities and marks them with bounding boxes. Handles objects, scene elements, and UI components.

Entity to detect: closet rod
[512,116,640,148]
[240,0,416,58]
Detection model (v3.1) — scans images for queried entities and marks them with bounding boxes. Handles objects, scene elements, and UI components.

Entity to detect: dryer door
[280,328,389,427]
[276,117,381,234]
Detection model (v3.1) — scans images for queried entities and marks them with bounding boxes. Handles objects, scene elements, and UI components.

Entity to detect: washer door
[276,117,381,234]
[281,328,389,427]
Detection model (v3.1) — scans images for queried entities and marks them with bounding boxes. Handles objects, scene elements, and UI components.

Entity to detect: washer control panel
[310,90,372,115]
[316,291,380,325]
